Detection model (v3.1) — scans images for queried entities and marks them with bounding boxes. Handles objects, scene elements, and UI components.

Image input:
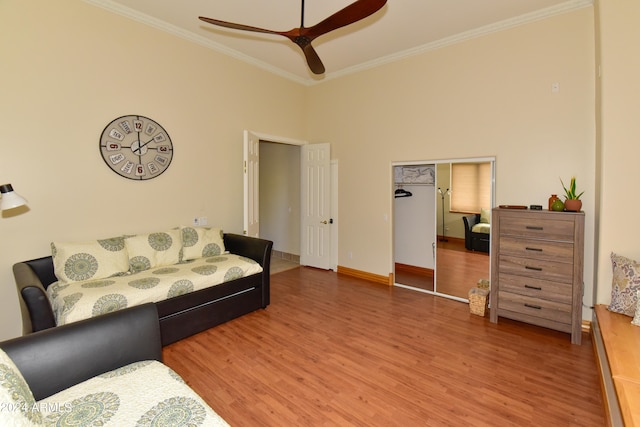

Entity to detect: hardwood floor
[163,267,604,426]
[395,263,434,292]
[435,245,489,300]
[395,238,490,300]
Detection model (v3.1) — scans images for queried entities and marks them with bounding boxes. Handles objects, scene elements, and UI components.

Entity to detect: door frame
[391,156,495,303]
[243,130,337,270]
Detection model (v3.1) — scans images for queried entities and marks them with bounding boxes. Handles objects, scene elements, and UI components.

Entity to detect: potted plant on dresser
[560,176,584,212]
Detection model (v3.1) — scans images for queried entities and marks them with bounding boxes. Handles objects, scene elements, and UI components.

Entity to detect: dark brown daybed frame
[12,233,272,346]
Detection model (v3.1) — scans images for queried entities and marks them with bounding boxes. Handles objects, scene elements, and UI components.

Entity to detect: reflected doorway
[393,158,494,301]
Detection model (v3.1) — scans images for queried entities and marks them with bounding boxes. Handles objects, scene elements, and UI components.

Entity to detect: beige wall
[306,8,596,317]
[2,1,611,340]
[595,0,640,304]
[0,1,306,340]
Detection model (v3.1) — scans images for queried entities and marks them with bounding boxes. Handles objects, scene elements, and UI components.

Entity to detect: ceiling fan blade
[199,16,282,36]
[199,1,385,76]
[306,0,387,38]
[301,44,325,75]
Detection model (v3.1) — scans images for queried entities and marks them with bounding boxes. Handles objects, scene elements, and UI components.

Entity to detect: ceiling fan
[199,0,387,75]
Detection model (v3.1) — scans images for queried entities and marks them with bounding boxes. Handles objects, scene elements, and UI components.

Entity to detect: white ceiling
[86,0,592,84]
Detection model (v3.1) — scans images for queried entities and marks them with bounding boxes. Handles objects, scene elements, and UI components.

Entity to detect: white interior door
[243,130,260,237]
[301,143,331,269]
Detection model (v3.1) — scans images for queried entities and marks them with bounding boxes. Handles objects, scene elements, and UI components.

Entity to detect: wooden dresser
[489,208,585,344]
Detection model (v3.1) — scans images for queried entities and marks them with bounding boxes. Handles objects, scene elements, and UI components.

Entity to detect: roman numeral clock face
[99,115,173,180]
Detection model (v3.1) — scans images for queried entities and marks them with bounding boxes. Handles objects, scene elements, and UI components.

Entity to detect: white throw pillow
[51,237,129,284]
[180,227,225,261]
[608,252,640,317]
[125,229,182,273]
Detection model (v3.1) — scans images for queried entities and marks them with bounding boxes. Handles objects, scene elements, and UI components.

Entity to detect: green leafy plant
[560,176,584,200]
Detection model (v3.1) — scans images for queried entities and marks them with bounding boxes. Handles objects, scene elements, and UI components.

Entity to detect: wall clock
[99,115,173,180]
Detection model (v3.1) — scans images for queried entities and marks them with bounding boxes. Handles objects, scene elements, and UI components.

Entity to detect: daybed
[0,303,229,426]
[13,228,273,345]
[462,213,490,253]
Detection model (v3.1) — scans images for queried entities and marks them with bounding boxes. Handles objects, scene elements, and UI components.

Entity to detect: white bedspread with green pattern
[47,254,262,326]
[0,347,229,426]
[39,360,229,426]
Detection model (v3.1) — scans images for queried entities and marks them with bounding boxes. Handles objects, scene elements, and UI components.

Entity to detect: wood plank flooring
[163,267,604,426]
[395,238,490,300]
[435,246,489,299]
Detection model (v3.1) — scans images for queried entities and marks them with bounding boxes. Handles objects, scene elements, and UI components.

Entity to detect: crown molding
[84,0,593,86]
[324,0,594,84]
[82,0,310,85]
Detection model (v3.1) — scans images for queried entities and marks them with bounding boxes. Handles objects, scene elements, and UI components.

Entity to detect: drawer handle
[525,247,543,252]
[525,266,543,271]
[526,226,544,230]
[524,284,542,290]
[524,303,542,310]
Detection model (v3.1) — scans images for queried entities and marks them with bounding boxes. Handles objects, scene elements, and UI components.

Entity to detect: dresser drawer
[498,291,572,325]
[499,255,573,284]
[499,273,572,304]
[499,236,574,263]
[500,216,575,241]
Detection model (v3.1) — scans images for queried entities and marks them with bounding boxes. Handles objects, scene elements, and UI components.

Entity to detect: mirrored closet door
[393,158,494,301]
[393,165,437,292]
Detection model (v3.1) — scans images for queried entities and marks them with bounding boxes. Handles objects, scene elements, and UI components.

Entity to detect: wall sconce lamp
[0,184,28,211]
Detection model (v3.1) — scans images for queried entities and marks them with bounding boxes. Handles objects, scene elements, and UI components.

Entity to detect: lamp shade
[0,183,28,211]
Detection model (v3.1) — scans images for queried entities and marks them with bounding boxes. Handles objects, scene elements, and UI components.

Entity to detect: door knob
[321,220,328,224]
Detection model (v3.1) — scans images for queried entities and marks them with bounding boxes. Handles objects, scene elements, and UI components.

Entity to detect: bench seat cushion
[47,254,262,326]
[39,360,229,426]
[594,305,640,426]
[471,223,490,234]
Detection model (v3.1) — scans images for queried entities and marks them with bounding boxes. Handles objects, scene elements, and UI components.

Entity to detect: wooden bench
[593,304,640,426]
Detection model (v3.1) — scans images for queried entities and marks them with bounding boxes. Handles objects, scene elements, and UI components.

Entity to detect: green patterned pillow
[180,226,225,261]
[0,348,42,426]
[125,229,182,273]
[51,237,128,284]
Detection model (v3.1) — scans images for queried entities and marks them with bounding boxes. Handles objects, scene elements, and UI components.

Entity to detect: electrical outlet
[199,217,208,226]
[193,217,200,226]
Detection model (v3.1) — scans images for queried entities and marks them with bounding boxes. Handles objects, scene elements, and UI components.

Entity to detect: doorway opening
[260,141,301,273]
[243,131,337,272]
[392,158,495,302]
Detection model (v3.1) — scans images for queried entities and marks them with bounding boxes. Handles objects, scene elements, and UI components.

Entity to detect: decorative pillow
[608,252,640,316]
[51,237,128,284]
[480,208,491,224]
[181,227,225,261]
[125,229,182,273]
[0,348,42,426]
[632,290,640,327]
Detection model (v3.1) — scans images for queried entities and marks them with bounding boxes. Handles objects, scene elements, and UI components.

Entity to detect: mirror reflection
[393,159,493,301]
